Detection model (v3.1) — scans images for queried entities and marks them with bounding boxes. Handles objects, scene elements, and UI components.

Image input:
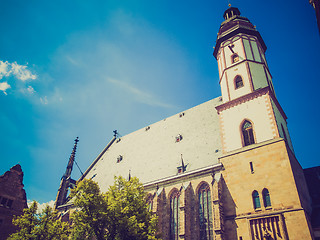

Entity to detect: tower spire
[63,137,79,180]
[54,137,79,209]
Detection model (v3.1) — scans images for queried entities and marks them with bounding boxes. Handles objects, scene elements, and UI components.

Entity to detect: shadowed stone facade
[0,164,27,240]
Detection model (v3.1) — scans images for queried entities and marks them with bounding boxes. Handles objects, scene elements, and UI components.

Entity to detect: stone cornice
[225,207,304,220]
[216,87,270,113]
[219,138,284,159]
[143,163,223,191]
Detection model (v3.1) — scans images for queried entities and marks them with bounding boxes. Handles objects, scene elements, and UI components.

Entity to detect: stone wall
[220,138,313,240]
[0,164,27,240]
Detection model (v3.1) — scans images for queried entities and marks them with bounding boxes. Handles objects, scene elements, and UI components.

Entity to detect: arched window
[262,189,271,208]
[231,53,239,63]
[198,183,213,240]
[252,190,261,209]
[146,194,153,212]
[242,120,255,146]
[170,190,180,240]
[234,75,244,89]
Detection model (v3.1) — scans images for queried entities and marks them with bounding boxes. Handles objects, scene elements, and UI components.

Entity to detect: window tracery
[170,190,180,240]
[198,183,213,240]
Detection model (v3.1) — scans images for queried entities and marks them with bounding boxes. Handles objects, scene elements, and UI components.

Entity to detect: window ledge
[254,208,262,212]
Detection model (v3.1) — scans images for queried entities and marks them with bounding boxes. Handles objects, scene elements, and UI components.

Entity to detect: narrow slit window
[250,162,254,173]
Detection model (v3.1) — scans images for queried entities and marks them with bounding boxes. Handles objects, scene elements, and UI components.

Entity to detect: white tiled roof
[83,97,223,192]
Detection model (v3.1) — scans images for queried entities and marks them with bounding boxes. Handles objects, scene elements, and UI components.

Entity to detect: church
[55,6,316,240]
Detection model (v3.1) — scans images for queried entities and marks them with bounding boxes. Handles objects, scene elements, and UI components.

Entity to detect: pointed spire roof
[63,137,79,179]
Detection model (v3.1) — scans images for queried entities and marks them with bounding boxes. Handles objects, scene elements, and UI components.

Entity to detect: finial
[228,3,231,7]
[113,130,118,137]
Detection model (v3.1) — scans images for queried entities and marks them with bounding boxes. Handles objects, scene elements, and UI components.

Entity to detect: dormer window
[231,53,239,63]
[234,75,244,89]
[117,155,123,163]
[175,134,183,142]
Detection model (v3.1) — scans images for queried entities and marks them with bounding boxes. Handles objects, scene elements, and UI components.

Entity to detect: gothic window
[198,183,213,240]
[262,189,271,208]
[242,120,255,146]
[234,75,244,89]
[231,53,239,63]
[252,190,261,209]
[170,190,180,240]
[146,194,153,212]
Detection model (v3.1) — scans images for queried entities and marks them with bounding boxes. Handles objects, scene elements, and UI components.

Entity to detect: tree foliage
[70,176,160,240]
[8,201,70,240]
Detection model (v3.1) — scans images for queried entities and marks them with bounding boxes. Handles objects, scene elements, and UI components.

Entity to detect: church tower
[214,7,293,154]
[215,7,314,240]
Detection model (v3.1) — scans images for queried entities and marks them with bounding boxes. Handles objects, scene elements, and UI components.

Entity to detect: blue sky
[0,1,319,204]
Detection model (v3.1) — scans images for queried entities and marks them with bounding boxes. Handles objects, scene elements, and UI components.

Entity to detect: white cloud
[40,96,48,105]
[0,61,10,79]
[0,60,37,82]
[27,86,35,94]
[11,62,37,81]
[27,200,55,213]
[0,82,11,95]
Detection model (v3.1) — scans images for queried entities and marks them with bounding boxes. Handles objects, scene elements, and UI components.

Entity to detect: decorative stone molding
[216,87,270,113]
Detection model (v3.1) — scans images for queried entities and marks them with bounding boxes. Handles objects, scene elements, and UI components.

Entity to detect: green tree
[70,177,160,240]
[70,179,111,240]
[8,201,70,240]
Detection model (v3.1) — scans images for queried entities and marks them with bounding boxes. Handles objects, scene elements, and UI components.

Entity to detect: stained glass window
[170,190,180,240]
[198,183,213,240]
